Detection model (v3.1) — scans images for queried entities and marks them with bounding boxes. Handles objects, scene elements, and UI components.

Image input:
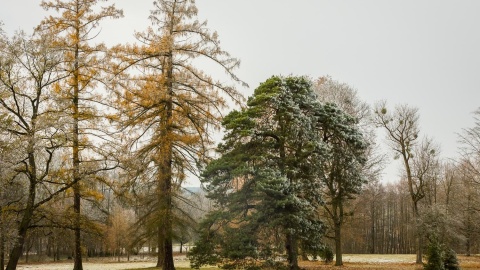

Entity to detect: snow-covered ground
[17,262,157,270]
[341,254,416,263]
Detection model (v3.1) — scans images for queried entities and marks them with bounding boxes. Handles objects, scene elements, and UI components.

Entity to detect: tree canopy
[190,75,367,270]
[110,0,246,268]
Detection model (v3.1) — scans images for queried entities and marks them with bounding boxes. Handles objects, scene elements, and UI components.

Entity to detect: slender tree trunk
[36,236,42,260]
[285,232,299,270]
[72,9,83,269]
[334,222,343,266]
[0,213,4,270]
[466,237,471,257]
[370,200,375,254]
[73,183,82,270]
[6,147,37,270]
[401,151,423,264]
[0,242,3,270]
[413,203,422,264]
[52,240,56,262]
[56,242,60,261]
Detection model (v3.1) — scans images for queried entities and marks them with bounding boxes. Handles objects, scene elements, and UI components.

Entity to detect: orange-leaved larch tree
[37,1,123,270]
[111,1,246,269]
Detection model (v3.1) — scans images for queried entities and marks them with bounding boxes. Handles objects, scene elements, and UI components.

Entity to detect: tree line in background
[0,1,479,270]
[342,159,480,257]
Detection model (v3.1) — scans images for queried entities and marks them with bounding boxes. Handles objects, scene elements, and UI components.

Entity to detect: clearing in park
[12,254,480,270]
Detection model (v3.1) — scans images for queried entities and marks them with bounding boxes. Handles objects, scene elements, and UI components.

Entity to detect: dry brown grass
[299,254,480,270]
[15,254,480,269]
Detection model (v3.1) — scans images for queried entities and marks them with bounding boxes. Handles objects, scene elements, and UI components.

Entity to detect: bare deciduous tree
[459,108,480,183]
[374,101,426,264]
[0,30,79,270]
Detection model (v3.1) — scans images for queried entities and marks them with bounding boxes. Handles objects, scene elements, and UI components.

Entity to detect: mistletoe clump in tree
[190,75,367,270]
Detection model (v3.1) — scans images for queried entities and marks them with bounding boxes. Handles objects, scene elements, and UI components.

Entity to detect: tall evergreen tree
[313,76,372,265]
[111,1,245,269]
[191,76,329,270]
[316,103,368,266]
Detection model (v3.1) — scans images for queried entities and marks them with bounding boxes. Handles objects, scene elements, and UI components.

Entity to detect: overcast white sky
[2,0,480,184]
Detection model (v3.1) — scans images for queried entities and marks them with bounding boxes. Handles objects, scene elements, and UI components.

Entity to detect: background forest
[0,1,480,270]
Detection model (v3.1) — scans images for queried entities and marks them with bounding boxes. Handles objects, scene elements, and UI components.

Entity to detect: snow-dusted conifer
[192,76,352,270]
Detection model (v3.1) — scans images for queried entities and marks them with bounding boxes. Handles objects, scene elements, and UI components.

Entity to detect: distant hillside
[183,186,203,194]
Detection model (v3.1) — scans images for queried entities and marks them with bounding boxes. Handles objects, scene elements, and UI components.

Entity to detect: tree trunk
[370,200,375,254]
[159,162,174,270]
[413,204,422,264]
[52,244,56,262]
[466,193,472,257]
[0,216,4,270]
[401,149,423,264]
[6,173,36,270]
[466,237,471,257]
[334,223,343,266]
[73,182,83,270]
[6,235,26,270]
[36,236,42,261]
[285,232,299,270]
[72,13,83,269]
[56,243,60,261]
[156,200,165,268]
[415,235,422,264]
[157,41,175,270]
[163,228,175,270]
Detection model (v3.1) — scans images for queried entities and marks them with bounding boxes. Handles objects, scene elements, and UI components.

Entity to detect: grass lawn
[123,254,480,270]
[14,254,480,269]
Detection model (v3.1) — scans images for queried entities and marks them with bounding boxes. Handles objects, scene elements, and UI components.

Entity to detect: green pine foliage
[424,238,445,270]
[190,76,327,269]
[443,248,460,270]
[188,229,219,269]
[189,75,367,270]
[421,211,461,270]
[319,246,334,264]
[424,236,461,270]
